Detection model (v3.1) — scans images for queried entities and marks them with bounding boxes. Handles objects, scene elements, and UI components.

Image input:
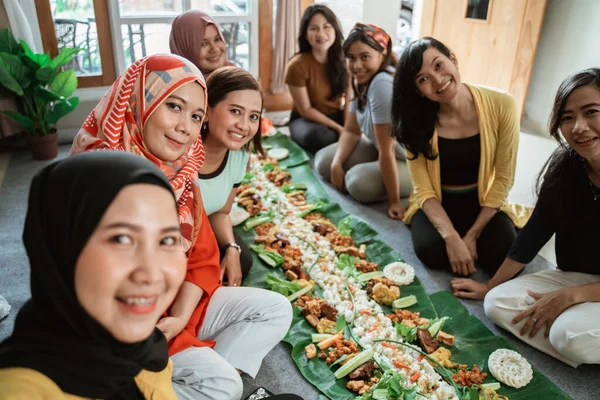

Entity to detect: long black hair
[343,28,394,112]
[297,4,348,101]
[202,66,264,155]
[535,68,600,210]
[392,37,452,159]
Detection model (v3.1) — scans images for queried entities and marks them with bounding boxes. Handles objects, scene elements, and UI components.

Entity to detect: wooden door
[419,0,548,116]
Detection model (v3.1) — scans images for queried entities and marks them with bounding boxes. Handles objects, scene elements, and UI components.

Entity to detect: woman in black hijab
[0,151,187,399]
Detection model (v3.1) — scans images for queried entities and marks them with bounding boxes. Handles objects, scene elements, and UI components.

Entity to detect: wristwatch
[223,242,242,255]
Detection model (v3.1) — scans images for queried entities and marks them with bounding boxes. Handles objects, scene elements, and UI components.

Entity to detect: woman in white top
[198,67,263,286]
[315,23,411,220]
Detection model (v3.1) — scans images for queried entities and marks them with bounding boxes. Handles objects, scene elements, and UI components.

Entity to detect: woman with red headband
[316,23,411,220]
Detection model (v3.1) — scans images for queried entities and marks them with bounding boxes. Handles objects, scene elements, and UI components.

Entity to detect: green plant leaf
[51,69,77,97]
[0,62,23,95]
[36,66,57,84]
[0,52,27,81]
[34,86,63,102]
[1,110,33,130]
[47,96,79,125]
[0,29,20,55]
[49,47,82,70]
[20,39,50,67]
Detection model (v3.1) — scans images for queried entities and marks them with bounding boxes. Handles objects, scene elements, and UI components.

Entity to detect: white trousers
[484,269,600,367]
[171,287,293,400]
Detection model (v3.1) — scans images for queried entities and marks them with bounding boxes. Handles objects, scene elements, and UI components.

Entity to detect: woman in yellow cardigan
[0,152,186,399]
[392,37,529,276]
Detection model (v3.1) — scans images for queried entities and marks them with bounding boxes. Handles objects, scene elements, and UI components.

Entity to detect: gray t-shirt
[349,68,405,160]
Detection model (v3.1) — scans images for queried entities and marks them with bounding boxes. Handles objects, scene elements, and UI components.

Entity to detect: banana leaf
[429,291,572,400]
[263,131,310,168]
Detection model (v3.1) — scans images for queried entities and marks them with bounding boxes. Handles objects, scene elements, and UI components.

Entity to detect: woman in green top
[198,67,264,286]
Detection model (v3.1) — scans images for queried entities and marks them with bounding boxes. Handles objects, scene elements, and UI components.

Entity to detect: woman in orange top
[71,54,292,398]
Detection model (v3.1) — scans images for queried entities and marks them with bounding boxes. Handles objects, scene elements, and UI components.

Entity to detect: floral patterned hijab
[71,54,207,251]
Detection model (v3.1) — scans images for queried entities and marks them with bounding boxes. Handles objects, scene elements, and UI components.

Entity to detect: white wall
[523,0,600,136]
[362,0,400,41]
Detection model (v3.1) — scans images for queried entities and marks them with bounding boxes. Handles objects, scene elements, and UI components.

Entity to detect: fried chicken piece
[318,350,327,359]
[355,260,379,273]
[370,282,400,306]
[285,270,298,281]
[365,278,400,306]
[304,213,324,222]
[265,169,291,187]
[313,223,334,235]
[385,309,430,326]
[282,258,303,272]
[316,318,337,334]
[333,245,361,258]
[348,361,377,380]
[326,232,356,247]
[359,244,367,259]
[320,303,338,322]
[346,380,367,394]
[254,223,275,237]
[287,192,307,206]
[305,344,317,359]
[303,299,322,317]
[417,329,439,354]
[278,245,302,261]
[236,184,251,194]
[429,347,457,369]
[324,339,359,364]
[437,331,455,347]
[452,365,487,386]
[305,314,319,327]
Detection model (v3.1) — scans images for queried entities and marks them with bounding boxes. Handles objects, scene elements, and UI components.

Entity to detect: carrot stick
[317,333,343,350]
[410,371,421,382]
[393,360,410,370]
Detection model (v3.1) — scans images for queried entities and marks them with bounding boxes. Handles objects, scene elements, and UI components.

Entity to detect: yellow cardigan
[0,361,177,399]
[403,84,531,228]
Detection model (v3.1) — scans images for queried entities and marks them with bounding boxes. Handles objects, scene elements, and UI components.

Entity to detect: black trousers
[219,231,253,280]
[410,190,516,275]
[288,109,343,154]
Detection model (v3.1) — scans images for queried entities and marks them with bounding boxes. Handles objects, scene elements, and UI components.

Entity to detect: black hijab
[0,151,176,399]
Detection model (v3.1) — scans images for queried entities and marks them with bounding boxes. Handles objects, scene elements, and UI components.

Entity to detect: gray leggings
[288,110,343,153]
[315,136,412,203]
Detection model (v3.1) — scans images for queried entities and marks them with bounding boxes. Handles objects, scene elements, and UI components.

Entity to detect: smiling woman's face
[143,82,206,162]
[74,183,186,343]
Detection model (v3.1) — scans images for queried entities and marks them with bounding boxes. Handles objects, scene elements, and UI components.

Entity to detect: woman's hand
[444,233,476,276]
[220,249,242,287]
[330,162,346,192]
[512,289,576,338]
[451,278,490,299]
[156,316,187,342]
[387,202,406,220]
[462,232,478,261]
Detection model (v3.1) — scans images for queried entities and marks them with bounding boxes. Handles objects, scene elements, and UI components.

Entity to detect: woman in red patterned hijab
[71,54,222,356]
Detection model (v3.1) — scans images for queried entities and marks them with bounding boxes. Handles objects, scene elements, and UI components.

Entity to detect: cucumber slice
[287,284,313,301]
[311,333,332,343]
[267,147,289,160]
[333,348,374,379]
[357,271,384,284]
[392,295,418,309]
[372,389,389,400]
[480,382,501,391]
[258,253,277,268]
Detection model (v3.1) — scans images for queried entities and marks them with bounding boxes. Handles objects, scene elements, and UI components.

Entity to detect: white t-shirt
[349,68,405,160]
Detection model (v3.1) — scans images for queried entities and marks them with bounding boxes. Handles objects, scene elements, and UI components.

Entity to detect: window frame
[107,0,259,76]
[35,0,117,88]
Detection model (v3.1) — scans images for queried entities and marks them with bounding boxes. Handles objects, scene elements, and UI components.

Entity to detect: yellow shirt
[0,360,177,399]
[403,84,531,228]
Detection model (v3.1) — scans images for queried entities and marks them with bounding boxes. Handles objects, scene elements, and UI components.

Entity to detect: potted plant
[0,28,81,160]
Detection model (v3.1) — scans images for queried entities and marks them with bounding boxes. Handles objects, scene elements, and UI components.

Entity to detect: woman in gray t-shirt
[315,23,411,219]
